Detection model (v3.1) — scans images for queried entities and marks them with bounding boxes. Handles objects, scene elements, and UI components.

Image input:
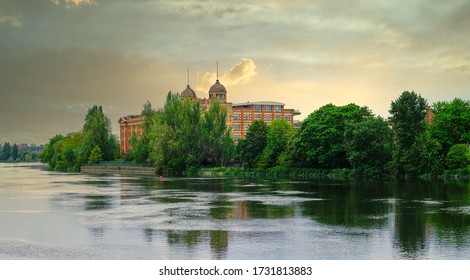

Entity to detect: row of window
[233,114,291,121]
[253,104,282,112]
[233,115,291,131]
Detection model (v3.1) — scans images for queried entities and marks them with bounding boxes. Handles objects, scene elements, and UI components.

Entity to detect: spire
[187,67,189,86]
[216,60,219,81]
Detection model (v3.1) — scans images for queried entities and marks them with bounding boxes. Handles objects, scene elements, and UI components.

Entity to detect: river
[1,163,470,259]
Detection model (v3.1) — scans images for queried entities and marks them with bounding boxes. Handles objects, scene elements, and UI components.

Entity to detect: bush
[446,144,470,170]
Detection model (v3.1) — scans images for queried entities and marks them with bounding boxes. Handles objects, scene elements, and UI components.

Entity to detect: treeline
[238,91,470,178]
[126,92,235,175]
[40,105,119,172]
[40,90,469,178]
[0,143,43,162]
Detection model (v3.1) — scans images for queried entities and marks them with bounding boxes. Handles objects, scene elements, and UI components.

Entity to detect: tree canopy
[40,105,118,172]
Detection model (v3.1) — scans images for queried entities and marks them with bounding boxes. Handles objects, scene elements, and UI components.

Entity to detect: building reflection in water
[115,175,470,259]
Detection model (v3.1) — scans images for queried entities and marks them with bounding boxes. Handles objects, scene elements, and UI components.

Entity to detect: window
[274,105,282,112]
[234,124,241,131]
[264,105,272,112]
[255,114,261,120]
[264,115,272,121]
[234,135,240,141]
[234,114,241,120]
[244,114,251,121]
[254,105,262,112]
[284,115,291,121]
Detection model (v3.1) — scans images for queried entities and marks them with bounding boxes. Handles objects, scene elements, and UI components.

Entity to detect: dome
[181,85,197,98]
[209,80,227,93]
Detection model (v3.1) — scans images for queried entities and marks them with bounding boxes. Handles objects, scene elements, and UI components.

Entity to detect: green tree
[344,116,393,177]
[389,91,429,176]
[148,113,175,174]
[389,91,428,149]
[429,98,470,156]
[82,105,118,162]
[446,144,470,170]
[40,135,65,169]
[128,101,155,165]
[402,134,443,176]
[202,101,235,166]
[148,92,207,174]
[1,142,11,161]
[295,103,372,169]
[88,145,103,165]
[40,105,118,172]
[12,144,18,161]
[259,119,294,168]
[237,120,268,168]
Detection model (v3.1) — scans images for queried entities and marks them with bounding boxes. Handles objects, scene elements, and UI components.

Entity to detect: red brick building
[118,115,144,154]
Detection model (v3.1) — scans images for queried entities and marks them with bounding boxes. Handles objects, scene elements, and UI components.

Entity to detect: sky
[1,0,469,144]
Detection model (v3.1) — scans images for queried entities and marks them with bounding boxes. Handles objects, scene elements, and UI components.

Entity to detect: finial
[216,60,219,81]
[187,67,189,86]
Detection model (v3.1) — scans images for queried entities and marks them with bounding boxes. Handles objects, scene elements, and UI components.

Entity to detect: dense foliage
[234,91,469,178]
[237,120,268,168]
[40,105,119,172]
[37,90,469,178]
[128,92,235,175]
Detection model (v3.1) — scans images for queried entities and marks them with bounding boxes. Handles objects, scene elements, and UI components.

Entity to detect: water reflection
[114,177,470,259]
[210,230,228,259]
[84,195,112,210]
[2,163,470,259]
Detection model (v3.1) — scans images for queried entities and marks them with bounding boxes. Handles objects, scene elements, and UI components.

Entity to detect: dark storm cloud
[0,48,181,143]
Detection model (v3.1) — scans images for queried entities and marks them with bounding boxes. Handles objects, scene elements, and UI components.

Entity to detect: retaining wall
[81,165,156,176]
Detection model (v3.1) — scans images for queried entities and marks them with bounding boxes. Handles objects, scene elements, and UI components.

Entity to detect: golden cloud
[196,58,257,92]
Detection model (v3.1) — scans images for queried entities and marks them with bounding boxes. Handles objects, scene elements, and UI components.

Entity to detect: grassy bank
[199,167,355,179]
[199,166,470,180]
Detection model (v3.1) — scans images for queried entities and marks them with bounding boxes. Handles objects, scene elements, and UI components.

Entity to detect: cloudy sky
[1,0,469,144]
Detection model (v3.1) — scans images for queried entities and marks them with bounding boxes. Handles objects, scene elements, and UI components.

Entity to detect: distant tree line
[0,143,43,162]
[40,105,119,172]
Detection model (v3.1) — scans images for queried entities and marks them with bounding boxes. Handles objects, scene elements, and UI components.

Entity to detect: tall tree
[82,105,118,162]
[388,91,438,176]
[202,101,234,166]
[128,100,155,164]
[389,91,427,149]
[1,142,11,161]
[237,120,268,168]
[40,105,118,172]
[12,144,19,161]
[148,92,206,174]
[259,119,294,168]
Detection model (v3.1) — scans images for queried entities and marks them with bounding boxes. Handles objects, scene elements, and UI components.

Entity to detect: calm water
[1,163,470,259]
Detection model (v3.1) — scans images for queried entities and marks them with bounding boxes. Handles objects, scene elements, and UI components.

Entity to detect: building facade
[118,78,300,154]
[118,115,144,154]
[231,101,299,141]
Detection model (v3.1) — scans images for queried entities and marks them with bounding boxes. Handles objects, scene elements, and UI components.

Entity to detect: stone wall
[81,165,156,176]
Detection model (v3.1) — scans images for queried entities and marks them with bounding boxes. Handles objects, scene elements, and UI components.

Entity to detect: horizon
[1,0,469,144]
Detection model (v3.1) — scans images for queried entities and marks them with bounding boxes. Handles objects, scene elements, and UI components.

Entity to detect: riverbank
[199,167,470,180]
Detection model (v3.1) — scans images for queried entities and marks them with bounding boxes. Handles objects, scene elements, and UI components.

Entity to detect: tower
[208,61,227,102]
[181,67,197,99]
